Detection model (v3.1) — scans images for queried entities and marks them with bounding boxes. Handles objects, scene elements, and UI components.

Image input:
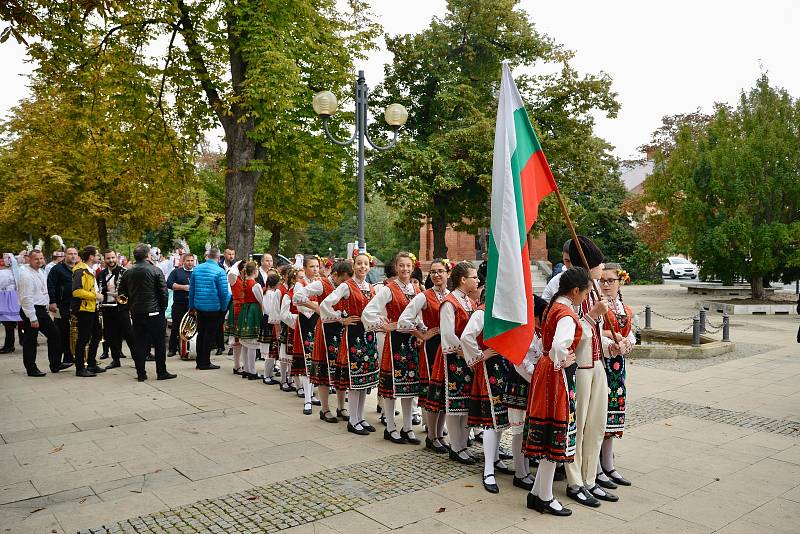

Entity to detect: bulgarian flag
[484,62,558,364]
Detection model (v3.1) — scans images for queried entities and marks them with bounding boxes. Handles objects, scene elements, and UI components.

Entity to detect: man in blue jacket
[189,247,231,370]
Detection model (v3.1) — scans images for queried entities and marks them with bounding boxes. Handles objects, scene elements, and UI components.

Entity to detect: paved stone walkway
[1,283,799,533]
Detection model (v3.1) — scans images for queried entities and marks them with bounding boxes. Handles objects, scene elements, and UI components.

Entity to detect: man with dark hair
[72,246,105,377]
[48,246,79,365]
[17,250,65,376]
[221,247,236,272]
[97,249,135,369]
[166,253,195,357]
[190,246,231,370]
[117,244,175,381]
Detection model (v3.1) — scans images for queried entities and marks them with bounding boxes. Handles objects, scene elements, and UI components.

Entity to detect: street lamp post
[313,70,408,253]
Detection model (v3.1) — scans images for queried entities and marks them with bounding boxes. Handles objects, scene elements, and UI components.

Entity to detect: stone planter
[702,301,796,315]
[631,329,735,359]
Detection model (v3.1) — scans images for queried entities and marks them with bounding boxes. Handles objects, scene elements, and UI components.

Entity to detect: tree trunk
[97,218,108,251]
[268,224,282,255]
[751,275,766,300]
[431,198,448,259]
[224,123,260,258]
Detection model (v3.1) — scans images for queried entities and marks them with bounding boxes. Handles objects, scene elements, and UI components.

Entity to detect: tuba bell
[180,309,198,341]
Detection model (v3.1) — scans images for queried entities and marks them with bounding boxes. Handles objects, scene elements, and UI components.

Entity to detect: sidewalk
[1,283,799,533]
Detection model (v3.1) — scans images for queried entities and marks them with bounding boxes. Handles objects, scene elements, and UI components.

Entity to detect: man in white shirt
[44,250,65,277]
[17,250,67,376]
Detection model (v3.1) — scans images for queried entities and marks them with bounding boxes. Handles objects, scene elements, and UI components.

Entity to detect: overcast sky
[2,1,799,160]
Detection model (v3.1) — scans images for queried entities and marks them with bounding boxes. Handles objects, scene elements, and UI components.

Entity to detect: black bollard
[645,305,652,330]
[692,316,701,346]
[699,308,707,334]
[722,313,730,342]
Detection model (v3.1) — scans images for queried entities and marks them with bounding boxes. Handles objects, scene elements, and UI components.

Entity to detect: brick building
[418,220,548,264]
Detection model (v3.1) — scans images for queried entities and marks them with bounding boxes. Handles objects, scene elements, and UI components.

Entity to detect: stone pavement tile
[0,418,35,435]
[631,466,717,498]
[719,498,800,534]
[356,489,460,529]
[680,422,757,446]
[0,508,64,534]
[669,446,762,479]
[55,491,169,533]
[435,498,530,534]
[2,437,62,460]
[0,486,97,521]
[613,441,686,475]
[720,431,799,457]
[771,444,800,466]
[318,510,388,533]
[427,476,494,505]
[0,480,39,505]
[30,463,130,495]
[280,523,338,534]
[582,484,671,522]
[307,445,386,468]
[1,423,79,444]
[91,467,190,502]
[73,413,145,431]
[152,472,253,508]
[47,426,127,447]
[118,456,178,477]
[13,453,76,481]
[709,458,800,506]
[781,483,800,503]
[658,488,756,529]
[389,517,465,534]
[621,510,712,533]
[170,453,257,482]
[657,415,711,431]
[235,456,327,486]
[514,501,625,532]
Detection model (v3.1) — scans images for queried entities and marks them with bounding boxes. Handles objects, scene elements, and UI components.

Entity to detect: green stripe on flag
[484,230,522,340]
[509,108,540,248]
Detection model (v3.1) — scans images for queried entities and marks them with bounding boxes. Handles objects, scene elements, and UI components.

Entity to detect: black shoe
[168,351,177,357]
[262,376,280,385]
[483,474,499,494]
[400,429,421,445]
[384,429,407,444]
[532,495,572,516]
[87,366,106,374]
[76,369,96,377]
[376,404,382,413]
[241,371,250,379]
[303,402,312,416]
[296,388,305,398]
[587,484,619,502]
[473,431,483,443]
[498,447,513,461]
[603,468,632,487]
[337,408,350,421]
[567,486,601,508]
[157,372,177,380]
[51,362,73,373]
[379,414,387,426]
[99,353,109,360]
[449,447,476,465]
[412,414,422,426]
[255,349,262,360]
[137,374,148,382]
[105,361,121,370]
[311,398,321,406]
[247,373,259,380]
[554,464,566,481]
[227,347,233,355]
[215,349,224,356]
[359,420,376,433]
[596,475,618,490]
[319,410,338,423]
[494,460,515,475]
[196,364,220,370]
[280,382,295,392]
[0,346,14,354]
[513,476,534,491]
[426,437,449,454]
[347,422,369,435]
[145,354,155,361]
[27,369,46,377]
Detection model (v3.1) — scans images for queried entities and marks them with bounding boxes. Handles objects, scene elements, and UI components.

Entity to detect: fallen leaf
[246,495,260,501]
[50,444,64,454]
[79,498,87,504]
[463,484,474,488]
[30,507,46,514]
[664,423,672,426]
[435,507,446,513]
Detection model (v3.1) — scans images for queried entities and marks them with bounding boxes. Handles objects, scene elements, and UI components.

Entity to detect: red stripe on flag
[519,150,557,228]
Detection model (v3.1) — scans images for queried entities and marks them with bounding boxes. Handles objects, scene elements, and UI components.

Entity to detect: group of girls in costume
[225,237,635,519]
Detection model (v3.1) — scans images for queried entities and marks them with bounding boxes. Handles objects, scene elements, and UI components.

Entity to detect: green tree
[3,0,379,256]
[646,75,800,298]
[368,0,620,258]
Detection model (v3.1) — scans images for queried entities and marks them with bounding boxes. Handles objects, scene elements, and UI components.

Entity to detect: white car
[662,256,698,279]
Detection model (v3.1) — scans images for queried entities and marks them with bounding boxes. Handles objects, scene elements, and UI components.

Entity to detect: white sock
[303,376,312,404]
[263,358,275,378]
[294,376,303,390]
[233,344,241,370]
[536,459,558,508]
[349,390,365,428]
[512,433,527,478]
[280,361,289,382]
[436,412,447,445]
[483,428,498,485]
[601,438,615,472]
[247,347,258,374]
[384,398,397,432]
[401,397,414,432]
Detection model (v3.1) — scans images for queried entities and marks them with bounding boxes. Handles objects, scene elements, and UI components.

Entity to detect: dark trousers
[2,320,15,349]
[169,302,189,354]
[21,306,62,373]
[131,312,168,378]
[196,311,223,368]
[74,311,100,371]
[215,320,225,351]
[102,306,135,361]
[55,309,74,364]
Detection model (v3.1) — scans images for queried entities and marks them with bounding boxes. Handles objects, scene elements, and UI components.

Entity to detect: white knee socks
[483,429,499,484]
[349,390,366,428]
[400,397,414,431]
[303,376,312,405]
[233,344,242,370]
[534,459,557,504]
[601,437,615,472]
[384,398,397,432]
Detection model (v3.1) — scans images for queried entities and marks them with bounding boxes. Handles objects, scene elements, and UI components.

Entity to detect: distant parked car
[661,256,698,279]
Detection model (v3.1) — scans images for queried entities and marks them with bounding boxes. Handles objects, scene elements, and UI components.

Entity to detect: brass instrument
[69,313,78,359]
[115,294,128,305]
[180,309,198,341]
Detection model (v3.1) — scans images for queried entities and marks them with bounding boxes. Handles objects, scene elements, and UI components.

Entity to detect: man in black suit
[47,246,79,365]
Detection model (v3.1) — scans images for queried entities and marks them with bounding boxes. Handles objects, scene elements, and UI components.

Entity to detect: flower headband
[617,269,631,285]
[408,252,421,269]
[352,249,377,267]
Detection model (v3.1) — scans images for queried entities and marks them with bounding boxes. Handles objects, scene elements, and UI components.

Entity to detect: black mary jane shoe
[262,376,280,385]
[311,398,322,406]
[359,420,376,433]
[513,476,534,491]
[426,437,448,454]
[347,422,370,436]
[498,447,513,461]
[596,475,618,490]
[494,460,515,476]
[400,429,421,445]
[378,414,387,426]
[233,368,242,375]
[533,495,572,516]
[384,429,407,444]
[412,414,422,426]
[240,371,250,379]
[449,447,476,465]
[319,410,338,423]
[603,468,631,487]
[296,388,305,398]
[303,402,312,416]
[336,408,350,421]
[482,474,499,494]
[247,373,260,380]
[567,486,600,508]
[472,431,484,443]
[587,484,619,502]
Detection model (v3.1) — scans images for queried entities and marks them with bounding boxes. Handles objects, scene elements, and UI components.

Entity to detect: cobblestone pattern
[84,396,800,533]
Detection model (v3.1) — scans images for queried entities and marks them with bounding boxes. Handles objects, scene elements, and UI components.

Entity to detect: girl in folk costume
[291,256,324,415]
[596,263,634,489]
[362,252,422,445]
[225,260,247,375]
[523,267,591,517]
[501,295,549,493]
[426,261,480,465]
[259,271,282,385]
[564,237,620,507]
[236,261,263,380]
[320,253,377,436]
[375,259,396,424]
[277,266,299,393]
[460,289,514,494]
[398,258,451,454]
[298,260,352,423]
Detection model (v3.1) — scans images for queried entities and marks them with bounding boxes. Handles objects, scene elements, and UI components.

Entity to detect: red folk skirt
[378,331,421,399]
[522,357,577,463]
[467,358,510,430]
